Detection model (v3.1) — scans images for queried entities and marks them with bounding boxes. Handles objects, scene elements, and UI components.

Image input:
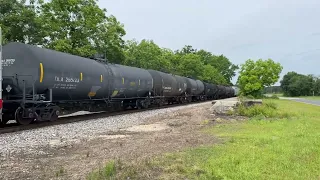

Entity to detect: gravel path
[0,102,212,158]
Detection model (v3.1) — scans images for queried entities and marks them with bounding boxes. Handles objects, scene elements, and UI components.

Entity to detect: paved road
[280,97,320,106]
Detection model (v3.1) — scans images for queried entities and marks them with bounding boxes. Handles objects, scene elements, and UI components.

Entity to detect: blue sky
[98,0,320,85]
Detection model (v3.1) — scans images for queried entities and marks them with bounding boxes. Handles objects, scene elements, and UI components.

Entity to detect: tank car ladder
[100,62,115,107]
[106,64,114,102]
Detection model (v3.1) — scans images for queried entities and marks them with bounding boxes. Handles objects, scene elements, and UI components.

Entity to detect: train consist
[0,42,237,125]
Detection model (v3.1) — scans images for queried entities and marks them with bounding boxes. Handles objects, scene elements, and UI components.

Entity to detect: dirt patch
[123,123,169,132]
[0,102,242,180]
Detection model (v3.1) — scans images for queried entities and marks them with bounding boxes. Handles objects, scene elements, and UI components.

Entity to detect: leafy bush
[234,101,291,119]
[264,101,277,109]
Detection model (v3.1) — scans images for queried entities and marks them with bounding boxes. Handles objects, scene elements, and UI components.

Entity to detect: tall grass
[87,161,116,180]
[232,100,292,119]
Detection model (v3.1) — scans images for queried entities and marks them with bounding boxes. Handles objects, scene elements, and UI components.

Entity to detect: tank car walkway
[280,97,320,106]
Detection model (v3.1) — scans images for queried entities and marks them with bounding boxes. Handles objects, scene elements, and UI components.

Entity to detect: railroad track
[0,99,215,135]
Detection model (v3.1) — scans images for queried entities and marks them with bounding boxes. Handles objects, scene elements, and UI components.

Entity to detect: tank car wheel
[15,107,34,125]
[49,110,59,122]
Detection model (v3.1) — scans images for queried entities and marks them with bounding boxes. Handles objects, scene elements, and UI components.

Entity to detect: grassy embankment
[87,99,320,180]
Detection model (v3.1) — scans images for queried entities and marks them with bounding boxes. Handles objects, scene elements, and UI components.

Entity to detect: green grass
[87,99,320,180]
[87,160,117,180]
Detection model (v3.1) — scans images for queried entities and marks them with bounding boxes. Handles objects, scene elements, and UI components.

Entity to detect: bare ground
[0,102,244,180]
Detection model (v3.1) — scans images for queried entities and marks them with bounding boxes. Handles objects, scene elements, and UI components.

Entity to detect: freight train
[0,42,237,125]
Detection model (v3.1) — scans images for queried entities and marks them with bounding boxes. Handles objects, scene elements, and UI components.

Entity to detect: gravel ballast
[0,102,212,158]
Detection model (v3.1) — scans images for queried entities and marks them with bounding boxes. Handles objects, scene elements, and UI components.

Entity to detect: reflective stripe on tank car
[39,63,44,83]
[111,90,119,97]
[88,92,96,97]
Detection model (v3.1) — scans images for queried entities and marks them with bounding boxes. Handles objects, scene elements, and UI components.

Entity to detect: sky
[97,0,320,85]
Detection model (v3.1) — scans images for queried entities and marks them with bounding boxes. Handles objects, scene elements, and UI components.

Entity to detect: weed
[201,119,210,125]
[87,161,116,180]
[55,166,65,177]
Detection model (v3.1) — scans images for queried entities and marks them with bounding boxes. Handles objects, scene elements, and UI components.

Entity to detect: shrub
[233,101,291,119]
[264,101,277,109]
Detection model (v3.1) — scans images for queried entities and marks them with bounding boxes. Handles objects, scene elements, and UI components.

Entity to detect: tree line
[280,72,320,97]
[0,0,239,85]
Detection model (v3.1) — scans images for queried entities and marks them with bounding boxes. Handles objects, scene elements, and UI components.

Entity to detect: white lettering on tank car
[163,86,172,93]
[53,83,77,90]
[55,76,80,83]
[2,59,15,67]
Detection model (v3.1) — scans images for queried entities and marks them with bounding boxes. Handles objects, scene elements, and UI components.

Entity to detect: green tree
[176,53,204,79]
[237,58,283,97]
[175,47,238,85]
[207,55,239,85]
[39,0,126,59]
[39,0,107,57]
[280,71,298,96]
[313,77,320,96]
[123,39,171,72]
[195,49,213,65]
[0,0,43,44]
[175,45,197,55]
[281,72,315,97]
[201,64,227,85]
[94,15,126,64]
